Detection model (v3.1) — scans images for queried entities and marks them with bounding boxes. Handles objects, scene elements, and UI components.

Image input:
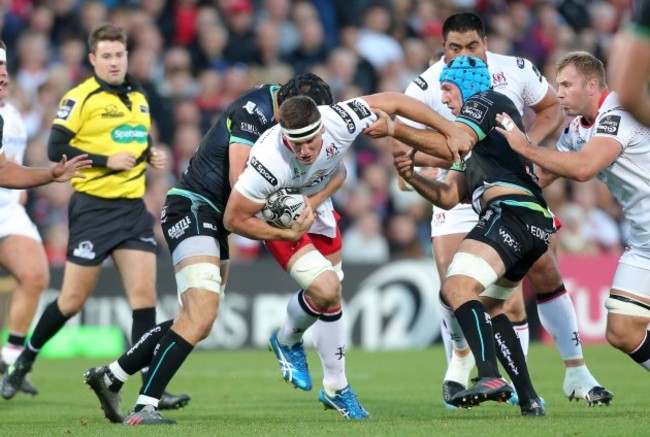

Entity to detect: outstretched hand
[495,112,529,152]
[51,154,92,182]
[363,108,394,138]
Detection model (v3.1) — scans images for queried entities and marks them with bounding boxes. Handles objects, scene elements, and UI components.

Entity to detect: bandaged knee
[332,261,344,282]
[175,263,222,304]
[446,252,498,289]
[289,251,334,289]
[605,295,650,318]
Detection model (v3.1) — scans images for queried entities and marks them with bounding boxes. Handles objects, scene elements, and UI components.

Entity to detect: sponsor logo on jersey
[140,104,149,114]
[240,122,258,135]
[254,107,268,124]
[532,64,543,82]
[529,225,552,243]
[291,166,305,180]
[73,240,96,260]
[111,125,148,143]
[346,100,371,120]
[56,98,76,120]
[306,168,329,187]
[413,75,428,90]
[330,104,356,133]
[160,206,168,224]
[596,115,621,136]
[460,101,488,124]
[203,222,218,231]
[250,156,278,186]
[101,104,125,119]
[243,101,256,114]
[167,216,191,239]
[516,57,525,69]
[499,227,521,253]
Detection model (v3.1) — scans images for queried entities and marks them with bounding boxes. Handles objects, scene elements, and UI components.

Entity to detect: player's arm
[229,142,253,188]
[0,150,92,188]
[496,112,620,181]
[526,86,563,144]
[610,32,650,126]
[393,150,466,210]
[224,188,314,241]
[307,162,346,209]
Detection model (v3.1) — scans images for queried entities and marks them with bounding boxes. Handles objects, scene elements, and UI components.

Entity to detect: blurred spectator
[15,31,49,100]
[342,210,389,264]
[283,15,329,74]
[356,3,404,73]
[223,0,258,65]
[256,0,300,56]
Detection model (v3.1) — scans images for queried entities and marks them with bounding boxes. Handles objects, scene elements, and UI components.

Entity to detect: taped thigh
[446,252,498,289]
[480,284,517,301]
[605,295,650,318]
[175,263,222,305]
[332,261,344,282]
[171,235,221,265]
[289,250,334,289]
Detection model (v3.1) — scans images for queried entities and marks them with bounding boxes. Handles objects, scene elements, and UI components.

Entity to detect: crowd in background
[0,0,634,265]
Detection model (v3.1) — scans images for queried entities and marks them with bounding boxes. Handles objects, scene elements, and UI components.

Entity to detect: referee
[0,23,189,410]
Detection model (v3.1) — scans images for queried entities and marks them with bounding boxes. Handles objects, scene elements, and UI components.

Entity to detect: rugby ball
[262,188,306,228]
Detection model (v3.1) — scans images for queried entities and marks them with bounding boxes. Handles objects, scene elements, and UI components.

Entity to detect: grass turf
[0,344,646,436]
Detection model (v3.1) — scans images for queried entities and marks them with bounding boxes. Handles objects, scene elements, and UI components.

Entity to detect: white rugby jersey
[400,51,549,181]
[557,91,650,252]
[0,102,28,206]
[235,97,378,237]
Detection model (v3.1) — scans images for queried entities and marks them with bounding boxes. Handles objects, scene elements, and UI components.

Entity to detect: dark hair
[277,73,333,107]
[442,12,486,40]
[279,96,321,130]
[88,23,127,54]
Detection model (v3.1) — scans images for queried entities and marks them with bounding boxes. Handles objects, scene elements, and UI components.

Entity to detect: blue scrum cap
[439,55,491,102]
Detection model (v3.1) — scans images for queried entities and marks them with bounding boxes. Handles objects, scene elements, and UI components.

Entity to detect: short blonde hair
[556,51,607,88]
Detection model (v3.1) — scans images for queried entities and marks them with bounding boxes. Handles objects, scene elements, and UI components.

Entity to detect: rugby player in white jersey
[0,40,87,396]
[391,12,611,407]
[224,93,467,419]
[498,50,650,375]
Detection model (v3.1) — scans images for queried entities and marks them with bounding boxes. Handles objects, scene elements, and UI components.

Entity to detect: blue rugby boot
[318,385,369,420]
[269,331,312,391]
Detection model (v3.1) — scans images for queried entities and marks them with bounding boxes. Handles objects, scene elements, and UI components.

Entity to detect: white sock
[109,361,130,382]
[564,364,598,392]
[513,320,530,359]
[313,317,348,393]
[1,344,23,365]
[441,321,453,362]
[538,292,584,361]
[278,290,319,345]
[443,349,474,386]
[135,394,159,408]
[439,299,468,351]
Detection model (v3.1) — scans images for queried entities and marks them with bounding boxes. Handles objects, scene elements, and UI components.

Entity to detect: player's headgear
[277,72,333,107]
[439,55,491,102]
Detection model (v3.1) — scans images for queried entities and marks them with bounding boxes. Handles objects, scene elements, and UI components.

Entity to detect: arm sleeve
[228,109,266,146]
[320,97,378,143]
[47,125,108,166]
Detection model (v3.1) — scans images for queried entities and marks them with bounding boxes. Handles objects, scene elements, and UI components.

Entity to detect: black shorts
[466,194,555,282]
[161,190,229,261]
[67,192,156,266]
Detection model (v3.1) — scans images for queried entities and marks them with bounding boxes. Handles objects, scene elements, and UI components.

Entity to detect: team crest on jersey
[492,72,507,87]
[140,104,149,114]
[250,156,278,186]
[243,101,256,114]
[596,115,621,136]
[346,100,371,119]
[330,104,356,133]
[460,101,488,124]
[516,57,525,69]
[56,98,76,120]
[413,75,428,90]
[325,142,341,159]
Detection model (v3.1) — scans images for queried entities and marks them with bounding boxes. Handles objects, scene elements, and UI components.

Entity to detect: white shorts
[0,203,42,242]
[430,203,478,238]
[611,248,650,299]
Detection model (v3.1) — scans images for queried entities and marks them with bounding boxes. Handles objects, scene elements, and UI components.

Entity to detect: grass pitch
[0,344,646,436]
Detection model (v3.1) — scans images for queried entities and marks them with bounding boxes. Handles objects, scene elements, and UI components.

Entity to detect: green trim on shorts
[167,187,222,213]
[499,199,551,218]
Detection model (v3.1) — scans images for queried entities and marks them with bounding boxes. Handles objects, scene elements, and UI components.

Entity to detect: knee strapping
[446,252,498,288]
[175,263,222,304]
[481,284,517,300]
[289,251,334,289]
[605,295,650,318]
[332,261,344,282]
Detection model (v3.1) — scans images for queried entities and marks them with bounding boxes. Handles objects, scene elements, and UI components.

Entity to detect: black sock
[492,314,538,402]
[7,333,26,348]
[132,307,157,384]
[630,331,650,363]
[454,300,500,378]
[23,300,71,362]
[118,319,173,376]
[138,329,193,402]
